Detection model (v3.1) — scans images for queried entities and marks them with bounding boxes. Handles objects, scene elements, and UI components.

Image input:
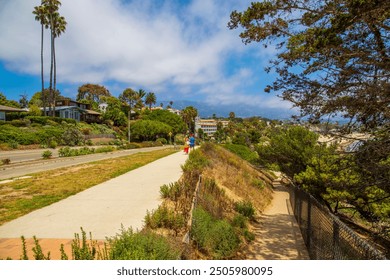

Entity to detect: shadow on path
[244,184,310,260]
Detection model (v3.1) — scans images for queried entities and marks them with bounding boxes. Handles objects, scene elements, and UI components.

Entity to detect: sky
[0,0,295,117]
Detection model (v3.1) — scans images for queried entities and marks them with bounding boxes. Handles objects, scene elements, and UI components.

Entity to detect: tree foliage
[77,84,111,104]
[130,120,172,142]
[229,0,390,130]
[142,109,186,134]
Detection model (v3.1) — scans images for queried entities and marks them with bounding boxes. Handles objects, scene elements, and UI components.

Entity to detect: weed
[71,227,98,260]
[41,150,52,159]
[159,182,181,201]
[235,201,256,220]
[20,236,28,260]
[32,236,51,260]
[144,205,185,235]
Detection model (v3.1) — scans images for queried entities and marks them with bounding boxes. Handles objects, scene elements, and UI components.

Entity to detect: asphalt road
[0,146,174,181]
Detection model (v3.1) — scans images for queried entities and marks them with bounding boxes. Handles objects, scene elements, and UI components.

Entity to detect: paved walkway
[0,151,188,259]
[244,181,310,260]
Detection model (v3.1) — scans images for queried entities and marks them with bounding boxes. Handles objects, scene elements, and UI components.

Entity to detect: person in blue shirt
[189,134,195,151]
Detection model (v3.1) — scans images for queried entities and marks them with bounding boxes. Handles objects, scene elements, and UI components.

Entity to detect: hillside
[144,143,275,259]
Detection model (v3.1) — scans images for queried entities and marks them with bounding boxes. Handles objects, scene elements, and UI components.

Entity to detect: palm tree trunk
[53,36,57,117]
[49,16,54,117]
[40,23,46,116]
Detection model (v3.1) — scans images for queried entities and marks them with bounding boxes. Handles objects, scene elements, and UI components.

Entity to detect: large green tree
[229,0,390,227]
[181,106,198,133]
[229,0,390,130]
[77,84,111,106]
[143,109,186,134]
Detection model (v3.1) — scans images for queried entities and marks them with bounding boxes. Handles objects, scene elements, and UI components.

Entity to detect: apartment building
[194,117,229,136]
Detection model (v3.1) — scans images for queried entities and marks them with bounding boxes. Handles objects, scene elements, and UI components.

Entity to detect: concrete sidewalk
[0,151,188,242]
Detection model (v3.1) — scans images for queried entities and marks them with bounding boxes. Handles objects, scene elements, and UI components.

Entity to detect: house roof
[0,105,26,112]
[84,109,101,115]
[41,106,101,115]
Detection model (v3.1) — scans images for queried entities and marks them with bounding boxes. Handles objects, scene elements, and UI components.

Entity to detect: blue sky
[0,0,294,117]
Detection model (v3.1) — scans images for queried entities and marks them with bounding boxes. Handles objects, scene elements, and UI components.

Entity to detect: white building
[194,117,229,136]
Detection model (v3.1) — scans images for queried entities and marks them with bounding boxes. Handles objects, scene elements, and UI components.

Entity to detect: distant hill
[159,100,294,120]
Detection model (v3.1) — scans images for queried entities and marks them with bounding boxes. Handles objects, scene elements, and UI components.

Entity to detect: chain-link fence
[288,184,386,260]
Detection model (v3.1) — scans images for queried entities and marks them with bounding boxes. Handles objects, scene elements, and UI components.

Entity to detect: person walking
[189,134,195,151]
[184,137,190,154]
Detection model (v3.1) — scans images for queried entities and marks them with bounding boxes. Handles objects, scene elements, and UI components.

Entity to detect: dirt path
[243,180,310,260]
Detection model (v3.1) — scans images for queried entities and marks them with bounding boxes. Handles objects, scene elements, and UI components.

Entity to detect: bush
[159,182,181,201]
[144,205,185,234]
[156,138,168,145]
[223,144,259,163]
[61,126,85,146]
[191,207,240,259]
[48,140,58,149]
[235,201,255,220]
[107,227,181,260]
[42,150,52,159]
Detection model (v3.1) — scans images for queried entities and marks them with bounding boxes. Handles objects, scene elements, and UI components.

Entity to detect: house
[42,99,101,123]
[0,105,27,121]
[194,117,229,136]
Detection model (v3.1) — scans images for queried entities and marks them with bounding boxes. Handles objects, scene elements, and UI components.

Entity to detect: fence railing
[288,183,386,260]
[182,175,202,244]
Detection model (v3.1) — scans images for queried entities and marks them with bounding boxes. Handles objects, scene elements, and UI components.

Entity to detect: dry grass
[202,145,273,213]
[0,148,176,225]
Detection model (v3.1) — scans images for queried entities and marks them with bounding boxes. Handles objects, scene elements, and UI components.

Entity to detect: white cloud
[0,0,292,113]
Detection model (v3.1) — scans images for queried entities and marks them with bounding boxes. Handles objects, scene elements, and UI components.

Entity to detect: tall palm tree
[52,12,67,115]
[42,0,61,116]
[33,3,48,116]
[145,92,156,110]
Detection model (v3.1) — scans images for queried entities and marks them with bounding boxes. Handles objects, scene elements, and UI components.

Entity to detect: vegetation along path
[0,150,188,259]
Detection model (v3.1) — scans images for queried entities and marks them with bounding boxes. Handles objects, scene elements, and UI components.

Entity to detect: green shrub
[144,205,185,233]
[156,138,168,145]
[182,148,209,173]
[159,182,181,201]
[107,227,181,260]
[191,207,240,259]
[7,140,19,149]
[61,126,84,146]
[223,144,259,163]
[48,140,58,149]
[58,147,72,157]
[231,214,248,229]
[235,201,255,220]
[42,150,52,159]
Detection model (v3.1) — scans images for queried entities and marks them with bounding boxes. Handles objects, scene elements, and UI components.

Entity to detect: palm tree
[135,89,146,109]
[51,12,67,115]
[182,106,198,133]
[42,0,62,116]
[145,92,156,110]
[119,88,139,142]
[33,3,48,116]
